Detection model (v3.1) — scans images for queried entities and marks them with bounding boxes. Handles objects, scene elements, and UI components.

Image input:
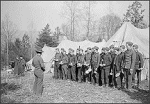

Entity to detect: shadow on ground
[121,80,150,103]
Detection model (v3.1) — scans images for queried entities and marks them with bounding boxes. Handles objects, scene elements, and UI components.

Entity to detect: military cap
[102,47,106,51]
[133,44,138,49]
[94,46,99,50]
[105,47,109,51]
[87,47,91,50]
[114,47,120,51]
[120,45,125,49]
[109,45,114,49]
[126,41,133,46]
[35,45,43,53]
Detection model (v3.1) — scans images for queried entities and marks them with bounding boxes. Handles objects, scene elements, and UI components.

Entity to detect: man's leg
[137,70,141,87]
[78,67,82,82]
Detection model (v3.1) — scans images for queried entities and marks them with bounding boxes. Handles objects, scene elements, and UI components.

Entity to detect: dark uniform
[124,42,136,90]
[101,47,112,86]
[84,48,92,82]
[98,47,105,86]
[19,57,26,76]
[54,50,62,79]
[116,50,125,88]
[91,46,100,85]
[68,49,77,81]
[61,51,69,80]
[32,47,45,96]
[76,50,84,82]
[14,57,19,76]
[109,45,116,86]
[59,49,64,79]
[112,47,121,88]
[132,45,144,87]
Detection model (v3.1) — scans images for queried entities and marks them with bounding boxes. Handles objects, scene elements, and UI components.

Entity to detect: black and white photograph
[1,1,149,103]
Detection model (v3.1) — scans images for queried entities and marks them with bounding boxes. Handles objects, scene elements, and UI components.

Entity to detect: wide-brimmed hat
[35,45,43,53]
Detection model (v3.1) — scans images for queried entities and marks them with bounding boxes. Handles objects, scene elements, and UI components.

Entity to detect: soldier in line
[117,45,126,89]
[112,47,121,88]
[59,48,64,79]
[32,46,45,96]
[124,42,136,91]
[109,45,116,86]
[91,46,100,85]
[76,48,85,83]
[60,49,69,80]
[84,47,92,83]
[76,48,80,81]
[132,44,144,88]
[53,48,61,79]
[101,47,112,87]
[68,49,77,81]
[98,47,106,86]
[67,48,72,79]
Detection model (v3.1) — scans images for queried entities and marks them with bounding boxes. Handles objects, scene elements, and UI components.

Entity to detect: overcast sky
[1,1,149,32]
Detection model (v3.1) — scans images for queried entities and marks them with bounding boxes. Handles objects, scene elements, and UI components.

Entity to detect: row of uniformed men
[53,41,143,91]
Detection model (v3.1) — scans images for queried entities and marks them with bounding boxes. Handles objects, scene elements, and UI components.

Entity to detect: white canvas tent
[105,22,149,80]
[27,37,106,73]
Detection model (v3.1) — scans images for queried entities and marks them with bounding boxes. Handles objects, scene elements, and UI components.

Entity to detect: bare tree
[61,1,81,41]
[27,21,36,59]
[1,14,17,69]
[81,1,97,39]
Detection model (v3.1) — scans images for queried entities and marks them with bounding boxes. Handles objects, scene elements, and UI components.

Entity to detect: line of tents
[27,22,149,81]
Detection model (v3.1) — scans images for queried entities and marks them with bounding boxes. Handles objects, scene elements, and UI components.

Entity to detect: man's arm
[39,57,45,71]
[139,52,144,68]
[131,50,136,69]
[97,54,100,68]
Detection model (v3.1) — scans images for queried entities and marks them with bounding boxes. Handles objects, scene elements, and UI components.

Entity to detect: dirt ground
[1,70,150,103]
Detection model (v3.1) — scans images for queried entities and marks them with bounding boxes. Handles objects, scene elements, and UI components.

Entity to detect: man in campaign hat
[32,45,45,96]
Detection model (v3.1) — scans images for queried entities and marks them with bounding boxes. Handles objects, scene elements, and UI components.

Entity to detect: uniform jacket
[32,54,45,71]
[55,53,62,62]
[99,52,105,64]
[109,51,116,67]
[124,49,136,69]
[118,52,125,69]
[84,52,91,65]
[135,51,144,69]
[61,54,69,65]
[68,54,77,66]
[76,54,84,65]
[103,53,112,67]
[91,52,100,69]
